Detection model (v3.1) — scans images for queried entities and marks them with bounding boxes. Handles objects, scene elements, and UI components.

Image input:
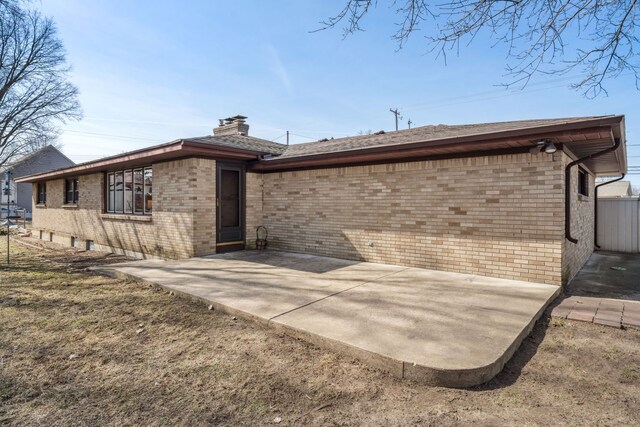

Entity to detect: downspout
[593,173,625,248]
[565,137,621,244]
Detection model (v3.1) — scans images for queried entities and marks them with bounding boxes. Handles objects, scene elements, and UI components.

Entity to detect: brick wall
[561,152,595,283]
[256,152,566,285]
[245,172,264,249]
[31,158,216,259]
[31,151,596,286]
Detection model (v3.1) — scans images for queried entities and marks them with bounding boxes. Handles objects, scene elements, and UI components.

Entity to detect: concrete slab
[594,300,624,326]
[623,300,640,315]
[95,250,560,387]
[554,252,640,329]
[551,297,577,319]
[622,316,640,328]
[568,252,640,300]
[270,267,559,386]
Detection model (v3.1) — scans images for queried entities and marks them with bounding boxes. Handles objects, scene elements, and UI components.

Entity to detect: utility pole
[3,170,10,264]
[389,108,402,131]
[407,119,413,129]
[286,130,289,146]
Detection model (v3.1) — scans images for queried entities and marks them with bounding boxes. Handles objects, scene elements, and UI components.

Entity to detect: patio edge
[91,265,561,388]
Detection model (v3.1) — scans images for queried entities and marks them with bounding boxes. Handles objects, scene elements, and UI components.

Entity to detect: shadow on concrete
[102,250,560,388]
[566,251,640,301]
[471,313,551,390]
[206,250,361,274]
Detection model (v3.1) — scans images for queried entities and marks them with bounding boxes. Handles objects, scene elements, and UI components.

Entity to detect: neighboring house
[1,145,75,218]
[16,115,628,286]
[597,180,634,197]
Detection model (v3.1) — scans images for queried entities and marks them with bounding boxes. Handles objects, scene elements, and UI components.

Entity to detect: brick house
[16,115,628,286]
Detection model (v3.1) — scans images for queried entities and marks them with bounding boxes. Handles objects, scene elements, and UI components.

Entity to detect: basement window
[106,167,152,215]
[578,168,589,197]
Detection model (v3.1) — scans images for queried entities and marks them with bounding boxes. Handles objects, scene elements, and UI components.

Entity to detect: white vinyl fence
[596,197,640,253]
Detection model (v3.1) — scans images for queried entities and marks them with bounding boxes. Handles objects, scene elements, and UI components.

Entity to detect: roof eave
[15,140,265,183]
[251,117,625,172]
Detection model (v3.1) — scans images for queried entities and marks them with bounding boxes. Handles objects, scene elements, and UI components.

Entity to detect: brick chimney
[213,115,249,136]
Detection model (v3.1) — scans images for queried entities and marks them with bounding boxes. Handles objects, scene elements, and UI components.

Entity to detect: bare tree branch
[316,1,640,97]
[0,0,81,169]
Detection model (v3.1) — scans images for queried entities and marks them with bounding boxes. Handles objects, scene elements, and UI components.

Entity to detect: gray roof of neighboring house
[272,116,613,160]
[183,135,287,155]
[597,181,634,197]
[5,145,75,178]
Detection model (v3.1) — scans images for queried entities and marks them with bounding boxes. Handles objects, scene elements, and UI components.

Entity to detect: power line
[289,132,318,140]
[271,133,287,142]
[63,130,162,143]
[82,117,209,127]
[398,72,635,112]
[400,73,592,110]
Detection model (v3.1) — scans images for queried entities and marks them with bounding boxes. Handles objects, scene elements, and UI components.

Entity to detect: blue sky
[40,0,639,186]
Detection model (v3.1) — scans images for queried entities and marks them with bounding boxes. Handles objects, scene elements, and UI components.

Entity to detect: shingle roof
[183,135,287,155]
[272,116,614,160]
[598,181,633,197]
[5,145,75,177]
[13,114,627,182]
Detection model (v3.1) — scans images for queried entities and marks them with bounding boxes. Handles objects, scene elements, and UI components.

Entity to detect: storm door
[216,163,245,251]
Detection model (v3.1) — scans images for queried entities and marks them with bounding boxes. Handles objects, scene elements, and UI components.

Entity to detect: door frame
[216,161,246,253]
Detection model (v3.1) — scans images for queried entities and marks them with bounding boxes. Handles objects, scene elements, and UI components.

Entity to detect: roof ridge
[6,145,74,169]
[284,115,619,148]
[272,115,623,159]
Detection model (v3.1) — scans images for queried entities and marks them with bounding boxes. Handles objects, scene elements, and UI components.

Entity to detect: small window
[36,182,46,204]
[124,170,133,214]
[65,177,79,204]
[114,172,124,212]
[144,167,153,213]
[107,173,115,212]
[86,240,94,251]
[134,169,144,214]
[49,232,54,242]
[71,236,76,247]
[578,169,589,197]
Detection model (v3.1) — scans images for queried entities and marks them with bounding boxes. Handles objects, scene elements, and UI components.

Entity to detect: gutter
[253,123,617,172]
[593,174,625,248]
[565,136,621,244]
[15,140,266,183]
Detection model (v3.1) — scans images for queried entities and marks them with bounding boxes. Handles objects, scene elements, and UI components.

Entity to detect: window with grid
[106,167,152,215]
[65,178,78,204]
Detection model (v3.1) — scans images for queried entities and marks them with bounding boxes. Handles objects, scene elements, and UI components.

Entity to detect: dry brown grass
[1,238,639,426]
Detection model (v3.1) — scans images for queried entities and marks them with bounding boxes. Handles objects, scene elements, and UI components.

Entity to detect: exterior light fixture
[529,140,557,154]
[544,142,557,154]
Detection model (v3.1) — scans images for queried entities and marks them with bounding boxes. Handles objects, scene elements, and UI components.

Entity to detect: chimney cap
[214,115,250,136]
[222,115,247,125]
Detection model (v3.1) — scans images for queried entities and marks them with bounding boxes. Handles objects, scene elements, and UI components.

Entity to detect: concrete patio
[551,251,640,329]
[95,250,560,388]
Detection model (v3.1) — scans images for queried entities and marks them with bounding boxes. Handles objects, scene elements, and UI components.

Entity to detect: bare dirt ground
[1,238,639,426]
